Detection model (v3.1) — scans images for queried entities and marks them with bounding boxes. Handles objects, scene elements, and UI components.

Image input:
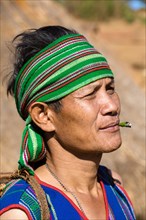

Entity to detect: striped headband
[14,34,114,175]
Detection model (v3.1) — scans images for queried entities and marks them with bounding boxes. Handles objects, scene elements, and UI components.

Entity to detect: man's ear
[28,102,55,132]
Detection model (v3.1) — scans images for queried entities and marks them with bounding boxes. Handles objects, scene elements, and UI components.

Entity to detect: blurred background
[0,0,145,219]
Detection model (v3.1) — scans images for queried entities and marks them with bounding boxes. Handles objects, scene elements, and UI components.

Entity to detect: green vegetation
[56,0,137,23]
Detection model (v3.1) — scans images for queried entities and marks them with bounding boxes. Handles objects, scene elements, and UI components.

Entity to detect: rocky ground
[0,0,145,218]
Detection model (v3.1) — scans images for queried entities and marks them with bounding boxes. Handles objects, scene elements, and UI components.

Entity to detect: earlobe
[28,102,55,132]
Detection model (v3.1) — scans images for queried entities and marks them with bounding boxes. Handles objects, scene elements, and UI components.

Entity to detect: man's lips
[99,120,120,130]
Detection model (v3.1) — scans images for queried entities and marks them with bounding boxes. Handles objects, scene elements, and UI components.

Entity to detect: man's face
[52,77,122,155]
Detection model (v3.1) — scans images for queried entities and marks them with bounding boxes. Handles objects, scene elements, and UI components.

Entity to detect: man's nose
[100,94,120,116]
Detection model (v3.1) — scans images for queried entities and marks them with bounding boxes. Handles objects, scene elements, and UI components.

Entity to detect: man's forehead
[75,77,114,92]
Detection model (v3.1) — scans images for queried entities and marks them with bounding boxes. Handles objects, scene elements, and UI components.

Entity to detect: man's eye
[85,89,97,97]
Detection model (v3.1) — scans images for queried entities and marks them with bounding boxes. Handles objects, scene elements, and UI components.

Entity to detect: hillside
[0,0,145,218]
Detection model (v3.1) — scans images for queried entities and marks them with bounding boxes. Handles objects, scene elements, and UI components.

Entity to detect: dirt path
[0,0,145,218]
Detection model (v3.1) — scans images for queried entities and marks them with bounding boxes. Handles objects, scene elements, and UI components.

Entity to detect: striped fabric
[14,34,113,119]
[14,34,114,175]
[0,166,136,220]
[0,179,41,220]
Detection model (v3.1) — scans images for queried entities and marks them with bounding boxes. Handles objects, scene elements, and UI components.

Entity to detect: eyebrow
[73,81,102,97]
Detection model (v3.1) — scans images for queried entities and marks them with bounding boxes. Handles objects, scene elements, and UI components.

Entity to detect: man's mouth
[99,120,120,131]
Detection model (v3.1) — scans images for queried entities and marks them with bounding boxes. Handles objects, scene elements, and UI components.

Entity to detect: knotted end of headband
[18,116,46,175]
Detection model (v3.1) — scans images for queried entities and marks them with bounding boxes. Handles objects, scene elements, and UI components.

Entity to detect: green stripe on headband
[14,33,114,175]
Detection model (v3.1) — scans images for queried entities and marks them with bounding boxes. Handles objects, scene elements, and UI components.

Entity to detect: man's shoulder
[0,178,39,210]
[1,179,30,204]
[0,178,41,219]
[1,178,29,196]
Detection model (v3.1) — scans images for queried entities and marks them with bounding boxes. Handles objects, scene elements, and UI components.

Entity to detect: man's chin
[103,141,122,153]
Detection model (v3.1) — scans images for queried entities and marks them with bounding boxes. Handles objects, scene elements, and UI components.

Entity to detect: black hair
[7,25,77,112]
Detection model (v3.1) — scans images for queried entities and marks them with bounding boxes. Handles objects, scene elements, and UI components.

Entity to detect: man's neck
[44,141,102,194]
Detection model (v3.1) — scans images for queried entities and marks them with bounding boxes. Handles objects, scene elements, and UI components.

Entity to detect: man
[0,25,135,219]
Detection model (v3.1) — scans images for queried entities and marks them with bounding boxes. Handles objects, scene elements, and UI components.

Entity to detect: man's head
[7,25,121,174]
